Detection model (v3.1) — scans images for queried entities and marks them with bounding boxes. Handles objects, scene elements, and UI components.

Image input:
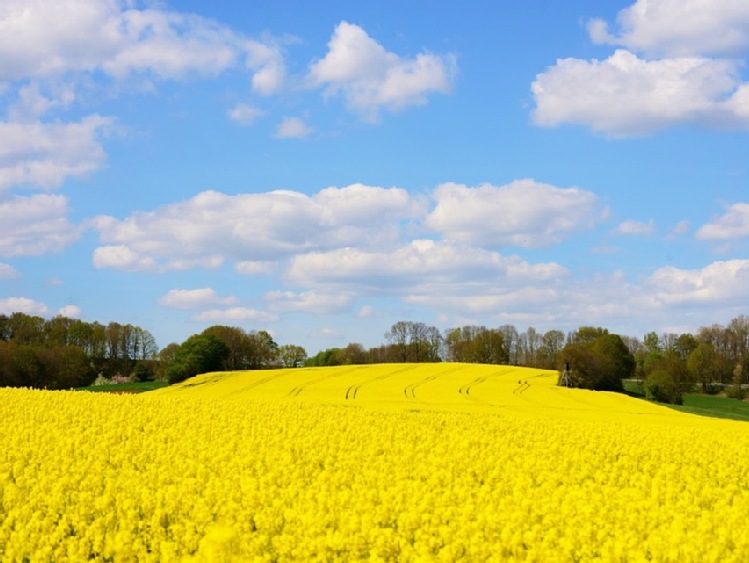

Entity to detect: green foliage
[643,349,693,405]
[558,332,634,391]
[645,367,683,405]
[166,334,229,384]
[445,326,508,365]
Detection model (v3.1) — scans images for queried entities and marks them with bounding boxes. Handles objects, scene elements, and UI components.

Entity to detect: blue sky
[2,0,749,354]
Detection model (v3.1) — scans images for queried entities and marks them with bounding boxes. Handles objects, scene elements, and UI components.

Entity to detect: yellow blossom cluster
[2,363,748,561]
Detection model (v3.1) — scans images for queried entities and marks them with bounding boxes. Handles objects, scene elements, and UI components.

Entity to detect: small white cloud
[614,219,655,236]
[308,21,455,121]
[310,327,343,341]
[235,261,276,275]
[696,203,749,240]
[668,219,691,239]
[357,305,377,319]
[266,290,353,315]
[159,288,238,310]
[0,297,48,315]
[57,305,81,318]
[92,245,159,272]
[274,116,313,139]
[193,307,277,323]
[0,263,20,279]
[227,103,265,126]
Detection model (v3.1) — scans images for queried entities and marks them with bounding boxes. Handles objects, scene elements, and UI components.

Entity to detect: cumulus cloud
[285,239,567,291]
[425,180,604,247]
[532,1,749,136]
[0,0,286,191]
[614,219,655,236]
[158,288,239,310]
[0,116,113,191]
[193,307,277,323]
[90,184,419,271]
[588,0,749,57]
[0,194,82,257]
[0,296,48,315]
[649,259,749,306]
[227,103,265,126]
[696,202,749,240]
[308,21,455,120]
[274,116,313,139]
[532,50,745,137]
[0,0,285,85]
[0,263,20,279]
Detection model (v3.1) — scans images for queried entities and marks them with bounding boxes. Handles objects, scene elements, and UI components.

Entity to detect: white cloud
[356,305,377,319]
[286,239,567,291]
[274,116,313,139]
[0,194,82,257]
[57,304,81,318]
[308,21,455,120]
[266,290,354,315]
[0,296,48,315]
[532,50,745,137]
[669,220,691,238]
[614,219,655,236]
[234,261,276,275]
[0,263,20,279]
[91,185,418,271]
[158,288,238,310]
[0,1,286,191]
[193,307,277,323]
[649,259,749,306]
[534,1,749,137]
[425,180,603,247]
[227,103,265,126]
[588,0,749,57]
[696,203,749,240]
[0,0,285,85]
[92,245,159,272]
[0,115,113,191]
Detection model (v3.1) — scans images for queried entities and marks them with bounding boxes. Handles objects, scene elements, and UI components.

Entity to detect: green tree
[644,349,693,405]
[165,334,229,384]
[687,342,721,393]
[558,331,634,392]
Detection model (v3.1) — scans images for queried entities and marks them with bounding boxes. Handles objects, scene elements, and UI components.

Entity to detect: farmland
[2,363,749,561]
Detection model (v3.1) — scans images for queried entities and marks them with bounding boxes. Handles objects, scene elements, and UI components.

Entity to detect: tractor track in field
[288,366,367,397]
[235,371,294,395]
[459,368,514,397]
[403,365,464,399]
[345,365,420,400]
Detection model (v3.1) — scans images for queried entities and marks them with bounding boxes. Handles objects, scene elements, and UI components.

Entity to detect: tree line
[2,311,749,405]
[0,313,158,389]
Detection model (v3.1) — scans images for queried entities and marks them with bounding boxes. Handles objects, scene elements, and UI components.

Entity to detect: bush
[644,368,683,405]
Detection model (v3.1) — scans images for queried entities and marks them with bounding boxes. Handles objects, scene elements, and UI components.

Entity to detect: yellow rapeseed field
[2,363,748,561]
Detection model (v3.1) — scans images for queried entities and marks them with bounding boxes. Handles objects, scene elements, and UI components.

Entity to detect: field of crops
[2,363,749,561]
